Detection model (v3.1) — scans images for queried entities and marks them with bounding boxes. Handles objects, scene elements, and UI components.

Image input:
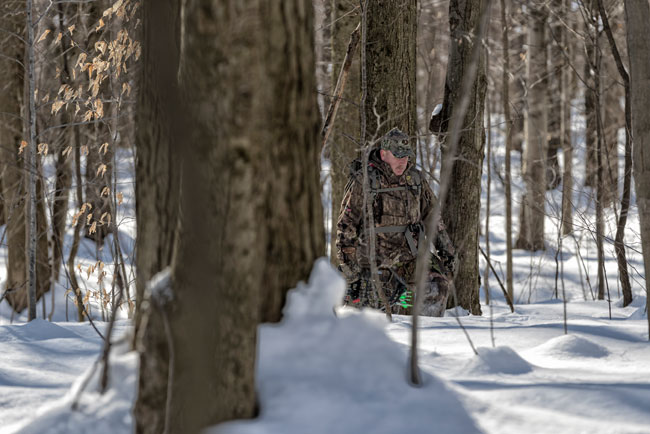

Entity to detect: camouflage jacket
[335,150,455,284]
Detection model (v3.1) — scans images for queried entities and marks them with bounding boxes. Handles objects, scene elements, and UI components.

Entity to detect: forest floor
[0,259,648,434]
[1,117,649,432]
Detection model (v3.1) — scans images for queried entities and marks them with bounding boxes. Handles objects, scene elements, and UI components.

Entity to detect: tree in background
[328,0,360,266]
[365,0,417,140]
[516,4,547,252]
[625,0,650,338]
[437,0,488,315]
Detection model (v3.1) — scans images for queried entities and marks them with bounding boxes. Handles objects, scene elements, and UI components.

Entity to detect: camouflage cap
[380,128,414,159]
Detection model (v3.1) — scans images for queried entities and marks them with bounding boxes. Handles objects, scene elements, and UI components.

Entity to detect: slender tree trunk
[50,4,74,285]
[439,0,488,315]
[516,5,547,251]
[0,1,27,311]
[584,0,598,188]
[624,0,650,339]
[599,0,632,306]
[500,0,514,303]
[329,1,360,266]
[560,0,573,236]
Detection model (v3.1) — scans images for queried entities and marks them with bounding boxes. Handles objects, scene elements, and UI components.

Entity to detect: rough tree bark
[624,0,650,338]
[328,1,360,266]
[439,0,488,315]
[0,0,50,315]
[0,1,27,307]
[135,1,324,432]
[515,5,547,251]
[365,0,417,140]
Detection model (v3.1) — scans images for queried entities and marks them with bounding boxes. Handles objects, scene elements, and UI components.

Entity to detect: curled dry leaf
[75,53,87,69]
[37,143,48,156]
[96,164,107,178]
[117,192,124,205]
[89,221,97,235]
[18,140,27,155]
[86,213,93,225]
[101,187,110,197]
[95,41,107,55]
[52,100,64,115]
[37,29,50,43]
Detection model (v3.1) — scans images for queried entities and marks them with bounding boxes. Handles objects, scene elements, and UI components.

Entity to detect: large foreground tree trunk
[624,0,650,338]
[135,1,324,432]
[439,0,488,315]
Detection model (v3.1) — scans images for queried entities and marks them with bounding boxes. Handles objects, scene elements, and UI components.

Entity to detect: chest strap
[373,225,421,256]
[375,186,408,193]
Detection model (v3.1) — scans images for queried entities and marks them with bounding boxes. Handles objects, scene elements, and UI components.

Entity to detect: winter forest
[1,0,650,433]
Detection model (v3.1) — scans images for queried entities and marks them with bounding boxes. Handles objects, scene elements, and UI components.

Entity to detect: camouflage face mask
[380,128,414,159]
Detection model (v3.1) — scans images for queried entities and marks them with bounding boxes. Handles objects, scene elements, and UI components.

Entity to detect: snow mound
[464,346,533,375]
[0,319,81,343]
[281,257,346,321]
[212,258,480,434]
[531,334,609,359]
[625,296,648,320]
[9,339,138,434]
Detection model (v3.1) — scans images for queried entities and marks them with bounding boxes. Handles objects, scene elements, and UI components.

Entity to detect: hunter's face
[381,150,408,176]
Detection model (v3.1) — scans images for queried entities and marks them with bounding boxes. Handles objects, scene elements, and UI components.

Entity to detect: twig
[410,0,491,386]
[479,246,514,312]
[321,23,360,152]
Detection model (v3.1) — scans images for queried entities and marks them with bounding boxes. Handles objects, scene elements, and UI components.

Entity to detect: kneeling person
[335,128,456,315]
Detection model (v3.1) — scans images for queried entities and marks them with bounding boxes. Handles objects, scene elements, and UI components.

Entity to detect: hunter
[335,127,456,316]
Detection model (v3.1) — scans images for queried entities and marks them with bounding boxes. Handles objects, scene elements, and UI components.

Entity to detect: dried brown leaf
[37,29,50,43]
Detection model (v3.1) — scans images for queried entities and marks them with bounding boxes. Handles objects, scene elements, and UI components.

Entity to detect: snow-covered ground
[1,109,649,432]
[1,259,648,434]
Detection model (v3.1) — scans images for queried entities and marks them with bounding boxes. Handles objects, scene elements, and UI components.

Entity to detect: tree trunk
[440,0,488,315]
[599,0,632,307]
[584,0,598,188]
[500,0,514,303]
[547,2,564,191]
[0,1,27,308]
[365,0,417,141]
[329,1,360,266]
[624,0,650,339]
[560,0,573,236]
[135,1,324,432]
[516,5,547,251]
[133,1,184,429]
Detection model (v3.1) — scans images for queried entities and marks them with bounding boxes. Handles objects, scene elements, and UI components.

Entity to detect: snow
[0,106,649,433]
[2,259,649,434]
[213,259,480,434]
